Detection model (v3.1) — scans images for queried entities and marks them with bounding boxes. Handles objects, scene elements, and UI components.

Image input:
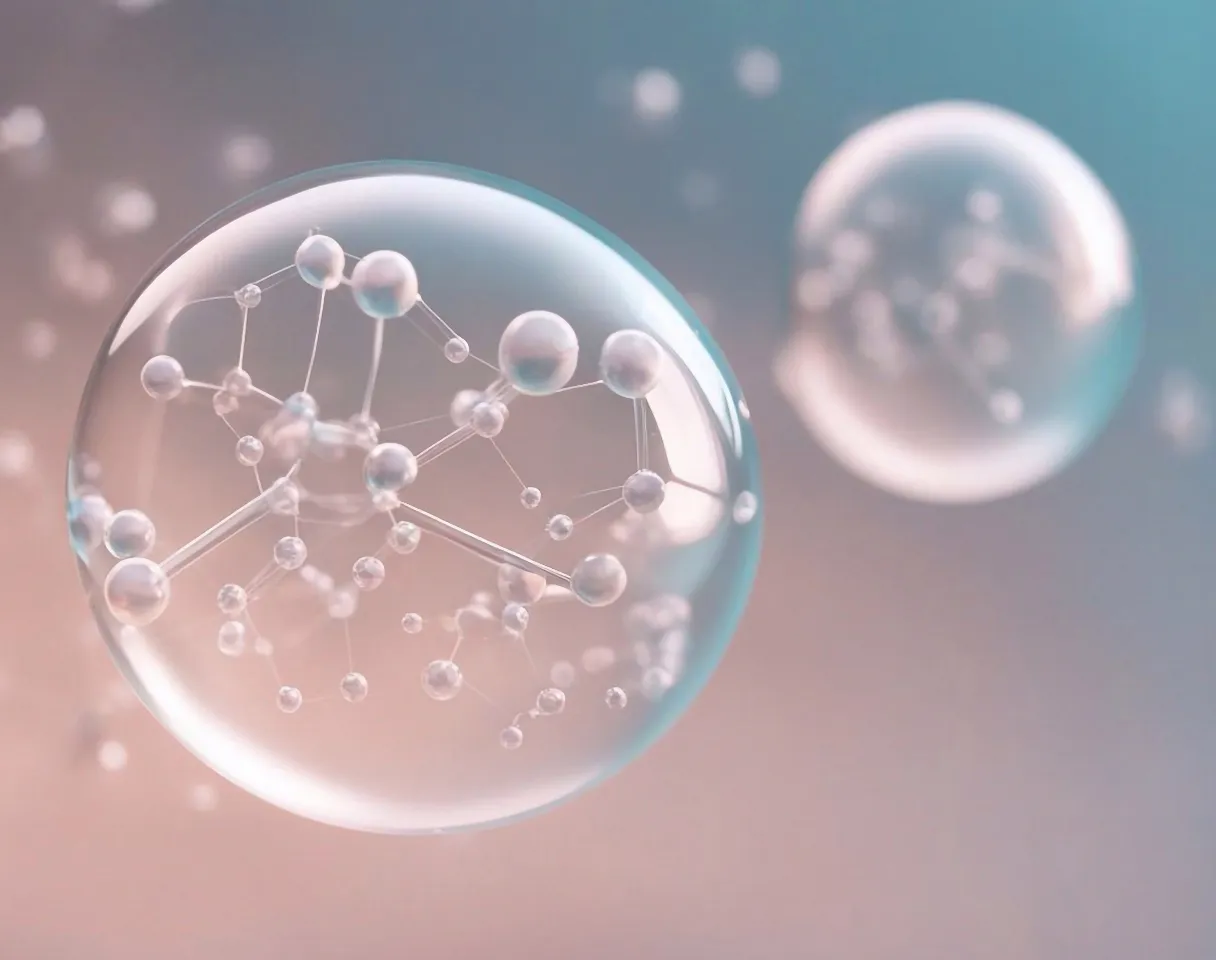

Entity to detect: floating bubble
[778,101,1139,503]
[68,161,761,835]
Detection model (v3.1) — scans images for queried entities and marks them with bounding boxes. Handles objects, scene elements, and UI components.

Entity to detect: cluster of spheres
[67,162,761,834]
[777,100,1140,503]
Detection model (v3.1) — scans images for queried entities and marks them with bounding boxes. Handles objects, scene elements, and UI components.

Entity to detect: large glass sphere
[777,101,1139,503]
[68,162,761,834]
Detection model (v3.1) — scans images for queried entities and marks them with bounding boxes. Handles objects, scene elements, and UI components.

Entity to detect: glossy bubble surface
[778,101,1139,503]
[67,161,762,834]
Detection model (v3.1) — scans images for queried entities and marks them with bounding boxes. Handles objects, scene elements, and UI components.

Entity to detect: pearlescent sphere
[386,520,421,554]
[500,725,524,750]
[421,660,463,701]
[498,310,579,396]
[470,399,506,438]
[104,508,156,559]
[363,442,418,493]
[444,336,470,363]
[571,554,628,607]
[69,161,761,836]
[217,620,246,657]
[622,469,666,514]
[235,435,264,466]
[600,329,664,398]
[294,234,346,290]
[140,355,184,400]
[273,536,307,571]
[350,250,419,319]
[104,557,170,627]
[340,672,369,702]
[352,556,386,591]
[779,101,1140,503]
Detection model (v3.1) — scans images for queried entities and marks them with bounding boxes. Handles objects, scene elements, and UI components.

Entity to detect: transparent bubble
[363,442,418,492]
[545,513,573,541]
[444,336,470,364]
[605,686,628,710]
[600,329,664,399]
[778,101,1139,503]
[67,161,761,835]
[536,687,566,716]
[519,486,541,509]
[236,435,264,466]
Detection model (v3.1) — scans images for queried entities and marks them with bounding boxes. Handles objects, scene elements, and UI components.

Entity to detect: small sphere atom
[352,556,386,591]
[622,469,666,514]
[470,400,507,438]
[401,612,423,634]
[217,583,247,617]
[386,521,420,554]
[422,660,463,701]
[500,725,524,750]
[605,686,628,710]
[217,620,246,657]
[277,686,303,714]
[545,513,573,541]
[234,283,262,309]
[536,688,566,716]
[340,672,369,703]
[235,435,264,466]
[444,336,470,364]
[520,486,542,510]
[273,536,307,571]
[140,355,184,401]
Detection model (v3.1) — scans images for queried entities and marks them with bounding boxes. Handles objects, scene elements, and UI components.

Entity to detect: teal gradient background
[0,1,1213,958]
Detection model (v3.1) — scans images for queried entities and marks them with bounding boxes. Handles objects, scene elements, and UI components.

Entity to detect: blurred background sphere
[778,100,1140,503]
[68,161,762,834]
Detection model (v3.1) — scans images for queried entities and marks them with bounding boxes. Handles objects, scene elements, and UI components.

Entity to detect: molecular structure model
[795,185,1069,429]
[77,231,755,753]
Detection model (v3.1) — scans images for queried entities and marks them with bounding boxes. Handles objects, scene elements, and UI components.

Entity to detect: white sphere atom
[600,329,664,399]
[498,310,579,396]
[350,250,419,319]
[104,557,170,627]
[294,234,346,290]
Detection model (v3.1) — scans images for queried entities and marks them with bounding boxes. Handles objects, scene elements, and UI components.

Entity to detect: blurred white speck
[0,105,46,152]
[50,233,115,303]
[966,188,1004,224]
[549,660,576,688]
[1158,369,1211,455]
[222,132,273,180]
[734,47,782,99]
[20,319,58,361]
[189,783,219,813]
[678,170,721,212]
[0,431,35,480]
[99,182,157,236]
[97,739,128,772]
[632,68,682,123]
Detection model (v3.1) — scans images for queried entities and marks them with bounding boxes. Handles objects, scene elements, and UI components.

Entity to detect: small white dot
[20,319,57,360]
[734,47,782,99]
[632,68,682,123]
[97,740,128,772]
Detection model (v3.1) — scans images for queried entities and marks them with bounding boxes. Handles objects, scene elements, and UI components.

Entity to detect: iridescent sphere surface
[778,101,1140,503]
[67,161,761,835]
